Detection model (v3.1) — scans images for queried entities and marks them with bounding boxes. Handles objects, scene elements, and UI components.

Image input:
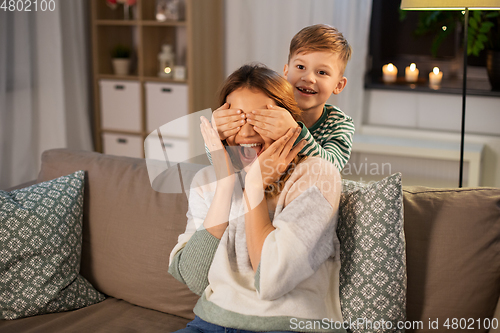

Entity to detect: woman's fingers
[281,127,301,155]
[200,118,210,142]
[268,128,293,154]
[270,127,300,156]
[285,139,306,165]
[201,116,236,184]
[201,116,221,150]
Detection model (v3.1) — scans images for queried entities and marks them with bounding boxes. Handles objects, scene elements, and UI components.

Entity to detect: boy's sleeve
[296,115,354,171]
[204,143,213,165]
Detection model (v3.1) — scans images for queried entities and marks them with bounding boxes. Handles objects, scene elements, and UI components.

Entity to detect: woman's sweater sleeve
[255,159,342,300]
[168,174,220,296]
[169,229,220,295]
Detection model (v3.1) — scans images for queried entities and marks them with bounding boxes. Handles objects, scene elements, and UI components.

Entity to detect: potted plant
[467,11,500,90]
[111,44,131,76]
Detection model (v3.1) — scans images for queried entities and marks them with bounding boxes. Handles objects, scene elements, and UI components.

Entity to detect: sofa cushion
[403,186,500,331]
[338,173,406,332]
[36,149,200,320]
[0,297,190,332]
[0,171,105,320]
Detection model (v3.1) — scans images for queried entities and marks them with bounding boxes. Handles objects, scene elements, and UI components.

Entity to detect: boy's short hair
[288,24,352,71]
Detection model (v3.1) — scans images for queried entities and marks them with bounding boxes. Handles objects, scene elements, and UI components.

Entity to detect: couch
[0,148,499,333]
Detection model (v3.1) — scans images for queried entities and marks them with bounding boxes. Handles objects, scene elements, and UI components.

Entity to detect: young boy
[211,24,354,171]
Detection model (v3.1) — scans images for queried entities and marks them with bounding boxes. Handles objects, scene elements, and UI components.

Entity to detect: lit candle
[429,67,443,88]
[405,63,419,82]
[383,63,398,83]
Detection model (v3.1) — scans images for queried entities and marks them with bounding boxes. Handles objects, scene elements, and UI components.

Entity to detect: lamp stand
[459,8,469,188]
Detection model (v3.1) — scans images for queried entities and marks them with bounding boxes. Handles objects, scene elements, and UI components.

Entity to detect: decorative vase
[123,4,133,20]
[112,58,130,76]
[486,50,500,91]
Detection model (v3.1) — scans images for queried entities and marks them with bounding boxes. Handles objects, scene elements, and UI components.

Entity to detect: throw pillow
[0,171,106,320]
[337,173,406,333]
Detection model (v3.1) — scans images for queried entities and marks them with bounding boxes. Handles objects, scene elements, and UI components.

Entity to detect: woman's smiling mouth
[238,143,263,162]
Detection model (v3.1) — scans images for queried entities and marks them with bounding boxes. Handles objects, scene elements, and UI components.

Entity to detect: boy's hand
[212,102,246,140]
[246,105,299,141]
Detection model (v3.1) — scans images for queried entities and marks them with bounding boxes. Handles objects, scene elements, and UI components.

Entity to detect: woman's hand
[243,127,304,271]
[245,127,305,191]
[200,116,236,189]
[200,116,236,238]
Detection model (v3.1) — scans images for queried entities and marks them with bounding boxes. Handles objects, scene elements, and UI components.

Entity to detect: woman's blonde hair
[218,63,307,197]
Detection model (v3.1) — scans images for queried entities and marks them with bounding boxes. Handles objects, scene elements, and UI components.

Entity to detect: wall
[358,88,500,187]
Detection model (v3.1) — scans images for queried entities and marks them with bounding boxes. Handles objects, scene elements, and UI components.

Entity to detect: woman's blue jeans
[174,316,295,333]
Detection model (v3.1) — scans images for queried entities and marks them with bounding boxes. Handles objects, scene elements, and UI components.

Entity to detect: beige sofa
[1,149,499,333]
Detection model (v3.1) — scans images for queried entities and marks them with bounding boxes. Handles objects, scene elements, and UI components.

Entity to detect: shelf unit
[90,0,224,158]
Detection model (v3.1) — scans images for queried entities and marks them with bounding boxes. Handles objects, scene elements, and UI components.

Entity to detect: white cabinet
[145,82,189,162]
[145,133,189,164]
[365,90,500,135]
[102,133,143,158]
[91,0,224,160]
[99,80,141,132]
[146,82,188,135]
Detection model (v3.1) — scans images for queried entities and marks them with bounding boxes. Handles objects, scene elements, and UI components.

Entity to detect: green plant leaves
[401,10,500,57]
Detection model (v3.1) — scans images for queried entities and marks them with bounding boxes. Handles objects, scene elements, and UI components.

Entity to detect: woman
[169,64,343,333]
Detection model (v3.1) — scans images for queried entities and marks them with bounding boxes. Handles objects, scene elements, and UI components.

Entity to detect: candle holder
[158,44,175,78]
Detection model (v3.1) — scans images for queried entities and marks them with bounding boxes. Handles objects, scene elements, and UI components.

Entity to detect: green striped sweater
[296,104,354,172]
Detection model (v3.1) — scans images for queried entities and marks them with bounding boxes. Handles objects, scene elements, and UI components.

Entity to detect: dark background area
[367,0,492,94]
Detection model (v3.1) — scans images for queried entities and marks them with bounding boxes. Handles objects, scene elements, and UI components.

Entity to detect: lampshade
[400,0,500,10]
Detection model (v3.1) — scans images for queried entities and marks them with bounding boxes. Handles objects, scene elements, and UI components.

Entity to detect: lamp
[400,0,500,187]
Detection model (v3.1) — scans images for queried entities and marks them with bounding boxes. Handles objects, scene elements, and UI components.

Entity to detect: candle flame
[433,67,440,75]
[388,63,394,71]
[410,63,416,71]
[164,67,172,74]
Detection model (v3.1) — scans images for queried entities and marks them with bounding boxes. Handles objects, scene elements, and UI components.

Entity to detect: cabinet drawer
[100,80,141,132]
[102,133,143,158]
[146,82,188,136]
[145,134,189,163]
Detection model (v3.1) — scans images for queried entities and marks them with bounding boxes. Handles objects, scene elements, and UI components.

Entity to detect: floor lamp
[400,0,500,188]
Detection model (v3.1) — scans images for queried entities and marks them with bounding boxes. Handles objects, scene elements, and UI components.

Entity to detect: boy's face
[284,51,347,113]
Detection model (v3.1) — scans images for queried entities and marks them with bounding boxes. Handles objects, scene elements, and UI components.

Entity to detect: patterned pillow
[337,173,406,333]
[0,171,105,320]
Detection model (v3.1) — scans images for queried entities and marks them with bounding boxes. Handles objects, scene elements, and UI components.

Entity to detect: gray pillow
[0,171,105,320]
[338,173,406,333]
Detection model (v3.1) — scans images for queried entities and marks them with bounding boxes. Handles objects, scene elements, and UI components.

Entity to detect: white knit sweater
[169,157,345,332]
